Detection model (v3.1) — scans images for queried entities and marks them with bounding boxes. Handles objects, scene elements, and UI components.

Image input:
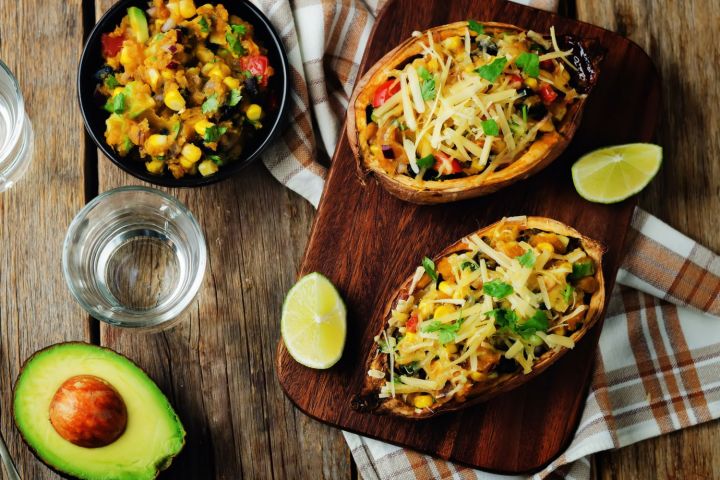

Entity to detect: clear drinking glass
[0,60,33,191]
[63,186,207,329]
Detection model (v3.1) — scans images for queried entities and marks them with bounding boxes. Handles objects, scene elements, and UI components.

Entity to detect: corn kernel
[145,159,165,174]
[392,311,409,323]
[181,143,202,163]
[179,0,196,19]
[246,104,262,121]
[524,77,538,89]
[223,77,240,90]
[445,343,458,354]
[166,1,180,17]
[470,371,483,381]
[433,304,456,319]
[442,36,462,51]
[161,70,175,80]
[119,45,133,67]
[194,119,214,136]
[179,156,196,170]
[413,394,434,409]
[196,46,214,63]
[145,134,169,155]
[147,68,160,90]
[198,159,219,176]
[219,63,231,76]
[427,58,439,71]
[438,281,454,296]
[208,66,225,79]
[164,89,186,111]
[369,144,381,157]
[418,301,434,319]
[537,242,555,253]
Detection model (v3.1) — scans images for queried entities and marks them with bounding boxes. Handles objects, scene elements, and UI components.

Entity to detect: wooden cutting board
[276,0,660,473]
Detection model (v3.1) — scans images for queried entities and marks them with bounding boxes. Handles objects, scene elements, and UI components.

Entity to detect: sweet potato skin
[352,216,606,419]
[347,22,603,204]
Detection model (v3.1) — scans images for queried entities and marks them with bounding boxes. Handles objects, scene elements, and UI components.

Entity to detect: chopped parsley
[482,279,514,298]
[417,154,435,169]
[208,154,224,166]
[228,89,242,107]
[203,125,227,143]
[488,308,518,329]
[422,319,463,344]
[517,249,536,268]
[481,118,499,136]
[475,57,507,82]
[515,51,540,78]
[201,93,219,114]
[467,19,485,36]
[516,310,549,338]
[231,24,246,36]
[226,30,245,56]
[422,256,438,283]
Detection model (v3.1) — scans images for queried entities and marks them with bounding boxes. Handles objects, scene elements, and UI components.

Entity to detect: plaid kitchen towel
[251,0,720,478]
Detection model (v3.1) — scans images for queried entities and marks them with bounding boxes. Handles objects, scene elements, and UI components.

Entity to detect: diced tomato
[538,83,558,104]
[540,59,555,71]
[508,74,523,88]
[406,314,419,333]
[433,152,462,176]
[101,33,124,58]
[240,55,269,87]
[372,79,401,108]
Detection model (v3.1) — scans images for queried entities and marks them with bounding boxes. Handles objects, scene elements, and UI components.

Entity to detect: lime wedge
[571,143,662,203]
[281,273,346,369]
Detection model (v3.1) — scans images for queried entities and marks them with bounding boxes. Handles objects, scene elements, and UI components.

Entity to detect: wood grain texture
[0,1,90,479]
[90,1,351,478]
[576,1,720,478]
[276,0,660,473]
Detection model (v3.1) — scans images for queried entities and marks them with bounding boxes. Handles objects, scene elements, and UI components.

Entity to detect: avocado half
[13,342,185,480]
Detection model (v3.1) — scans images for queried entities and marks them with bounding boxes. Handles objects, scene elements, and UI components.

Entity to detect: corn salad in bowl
[79,0,289,186]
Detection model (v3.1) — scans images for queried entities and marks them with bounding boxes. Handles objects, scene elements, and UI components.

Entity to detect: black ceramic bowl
[78,0,290,187]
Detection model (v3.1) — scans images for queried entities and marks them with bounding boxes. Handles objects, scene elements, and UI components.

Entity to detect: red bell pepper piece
[406,314,419,333]
[372,79,401,108]
[433,152,462,176]
[538,83,558,104]
[240,55,270,87]
[101,33,124,58]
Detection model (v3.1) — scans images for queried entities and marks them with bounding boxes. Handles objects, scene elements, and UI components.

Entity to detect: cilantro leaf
[515,51,540,78]
[517,249,536,268]
[231,24,246,36]
[516,310,549,338]
[226,31,245,56]
[422,319,462,344]
[481,118,499,136]
[417,154,435,169]
[475,57,507,82]
[198,16,209,33]
[482,279,514,298]
[562,284,574,303]
[203,125,227,143]
[571,260,595,280]
[461,260,478,271]
[228,89,242,107]
[201,93,219,114]
[488,308,518,330]
[422,256,438,283]
[417,66,432,82]
[208,154,224,166]
[467,19,485,36]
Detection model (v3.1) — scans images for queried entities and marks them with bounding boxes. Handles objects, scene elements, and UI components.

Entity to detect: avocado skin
[12,342,186,480]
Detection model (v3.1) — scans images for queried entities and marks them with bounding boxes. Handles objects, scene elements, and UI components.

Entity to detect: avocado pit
[49,375,127,448]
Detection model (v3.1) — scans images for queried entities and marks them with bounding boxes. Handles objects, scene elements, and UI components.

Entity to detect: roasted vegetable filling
[96,0,275,178]
[370,220,599,411]
[361,21,583,181]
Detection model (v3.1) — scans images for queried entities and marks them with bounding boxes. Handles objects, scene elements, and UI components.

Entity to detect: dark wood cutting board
[276,0,660,473]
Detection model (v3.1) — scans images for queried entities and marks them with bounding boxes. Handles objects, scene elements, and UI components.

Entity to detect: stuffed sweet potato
[347,21,602,204]
[352,216,605,419]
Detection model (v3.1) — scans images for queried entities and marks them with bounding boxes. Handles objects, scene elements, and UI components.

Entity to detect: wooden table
[0,0,717,478]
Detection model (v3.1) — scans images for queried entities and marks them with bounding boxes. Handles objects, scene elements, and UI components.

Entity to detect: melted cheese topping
[372,220,599,411]
[365,23,581,180]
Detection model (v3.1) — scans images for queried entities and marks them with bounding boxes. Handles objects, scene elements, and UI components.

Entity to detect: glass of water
[63,186,207,329]
[0,60,33,191]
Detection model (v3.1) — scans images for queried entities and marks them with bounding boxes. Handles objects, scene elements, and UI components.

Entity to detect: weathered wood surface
[577,1,720,478]
[0,0,717,478]
[0,0,91,479]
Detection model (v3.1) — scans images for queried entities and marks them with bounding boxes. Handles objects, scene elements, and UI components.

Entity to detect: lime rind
[281,272,347,369]
[571,143,662,204]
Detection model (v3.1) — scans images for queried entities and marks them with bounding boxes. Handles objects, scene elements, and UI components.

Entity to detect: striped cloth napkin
[251,0,720,478]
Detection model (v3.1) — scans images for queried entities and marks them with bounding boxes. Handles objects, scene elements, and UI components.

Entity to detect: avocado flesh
[13,343,185,480]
